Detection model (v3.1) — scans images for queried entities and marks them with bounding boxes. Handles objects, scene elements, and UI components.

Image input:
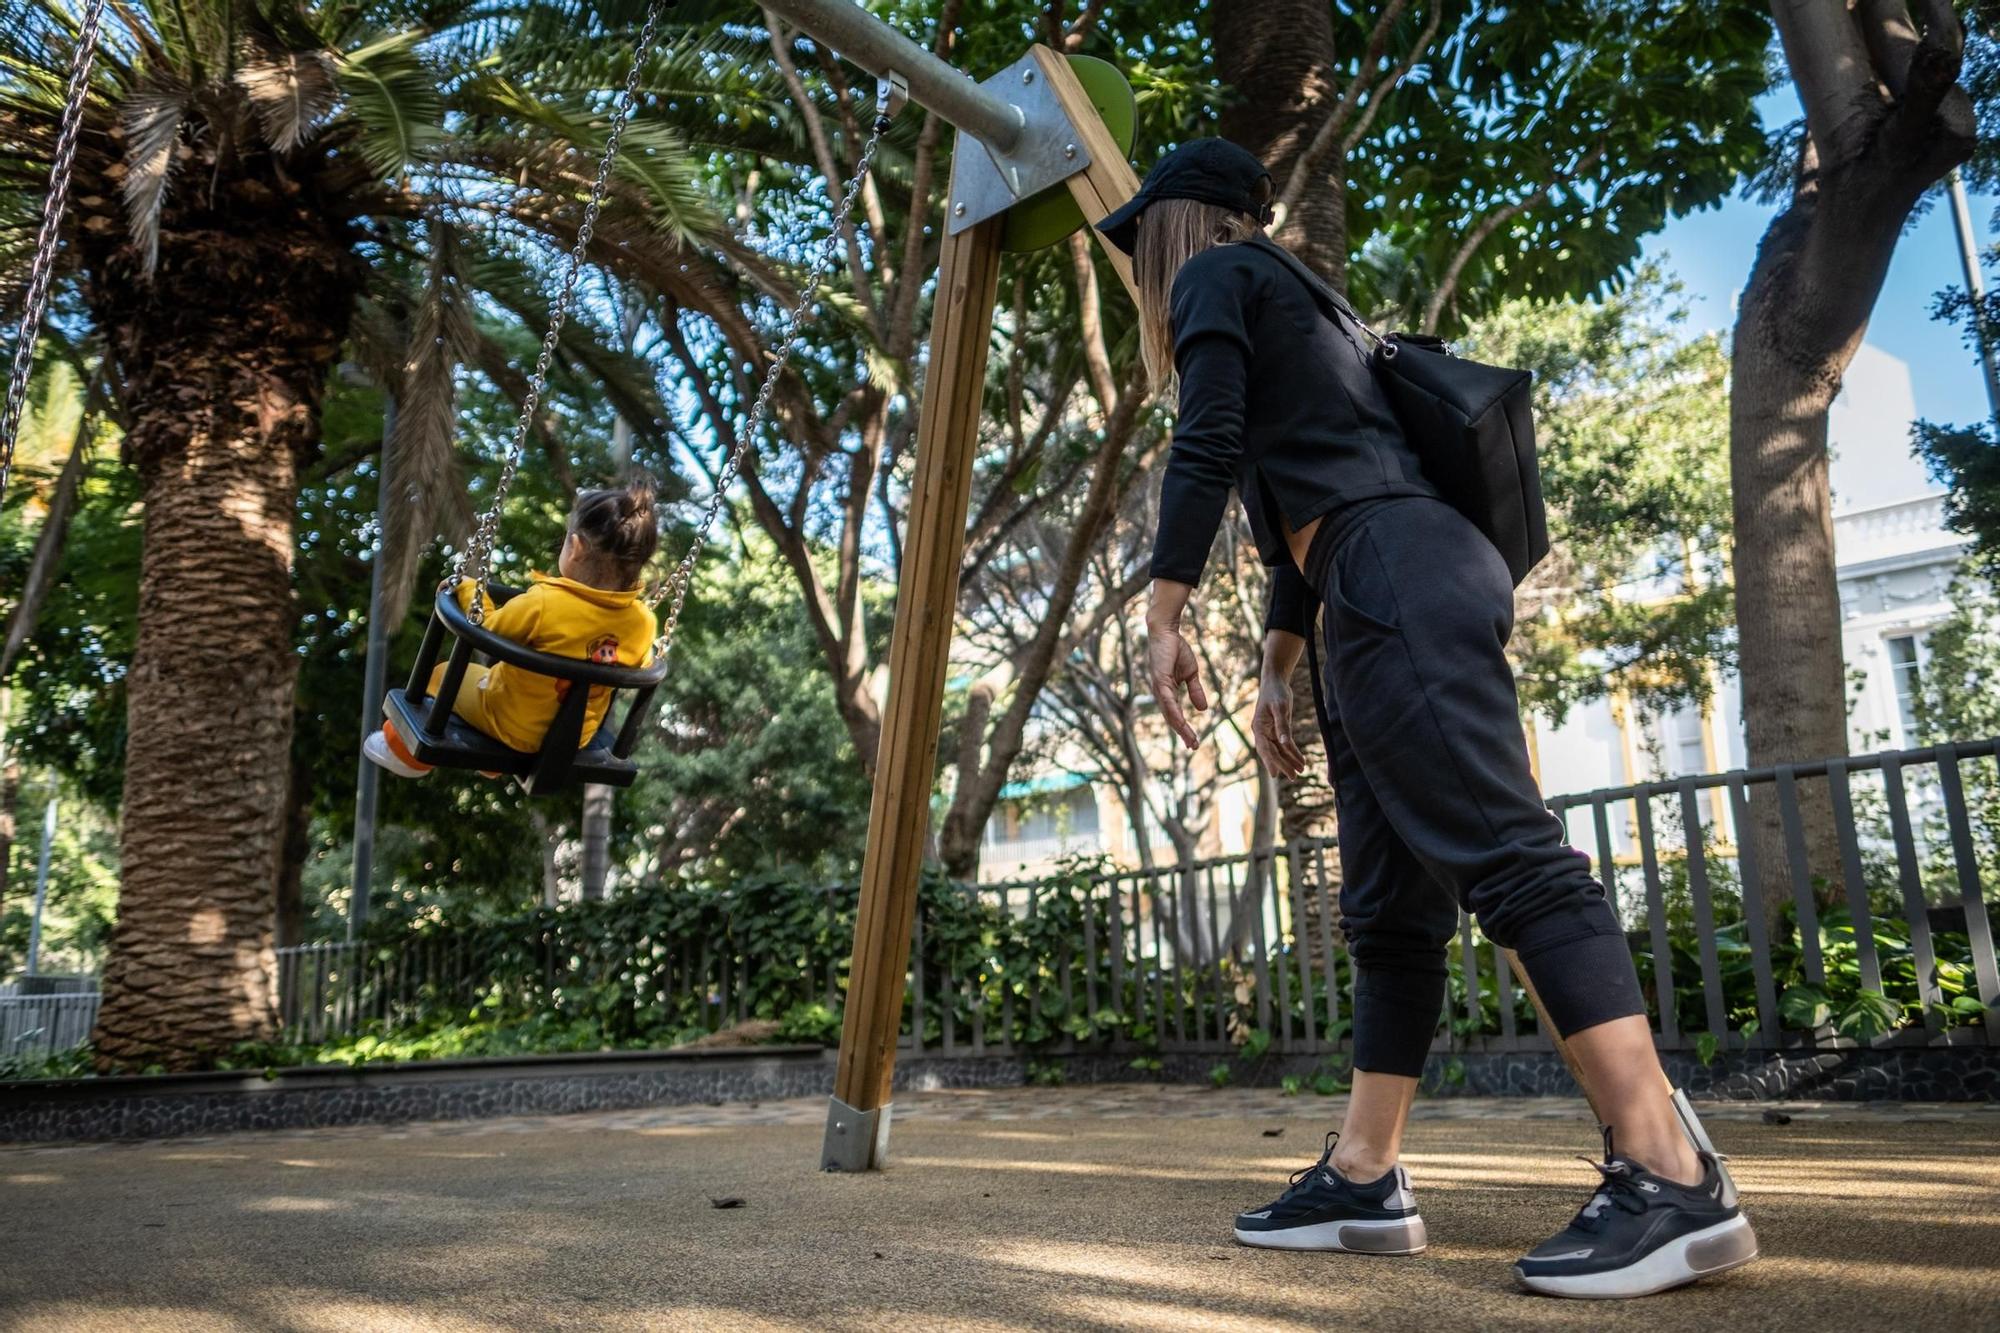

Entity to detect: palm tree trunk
[1211,0,1346,287]
[88,223,359,1071]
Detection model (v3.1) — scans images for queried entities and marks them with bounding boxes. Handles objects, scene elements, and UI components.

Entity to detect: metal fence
[276,738,2000,1060]
[0,979,101,1061]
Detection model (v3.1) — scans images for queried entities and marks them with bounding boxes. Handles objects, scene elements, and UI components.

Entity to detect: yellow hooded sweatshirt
[438,574,656,753]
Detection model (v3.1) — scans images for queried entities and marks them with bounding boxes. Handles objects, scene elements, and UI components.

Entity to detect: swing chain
[456,0,672,624]
[651,83,897,660]
[1,0,109,507]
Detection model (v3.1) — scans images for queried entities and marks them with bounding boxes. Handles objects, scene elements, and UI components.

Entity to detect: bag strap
[1243,235,1386,349]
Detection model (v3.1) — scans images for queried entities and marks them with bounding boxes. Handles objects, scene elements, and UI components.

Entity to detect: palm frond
[234,40,339,152]
[380,222,477,623]
[453,233,670,454]
[334,30,444,178]
[458,71,716,241]
[119,82,187,278]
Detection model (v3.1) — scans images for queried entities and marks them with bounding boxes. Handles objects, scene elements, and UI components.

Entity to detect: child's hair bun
[570,475,662,587]
[619,478,657,521]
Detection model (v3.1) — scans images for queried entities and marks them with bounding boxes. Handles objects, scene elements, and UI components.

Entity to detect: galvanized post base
[1670,1086,1740,1206]
[822,1096,893,1172]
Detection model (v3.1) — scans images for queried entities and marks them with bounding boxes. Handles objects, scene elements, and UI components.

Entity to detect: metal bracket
[876,71,909,121]
[822,1095,893,1172]
[1670,1087,1740,1207]
[947,52,1091,234]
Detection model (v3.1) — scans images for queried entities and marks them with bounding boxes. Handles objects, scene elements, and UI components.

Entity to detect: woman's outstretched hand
[1253,670,1309,778]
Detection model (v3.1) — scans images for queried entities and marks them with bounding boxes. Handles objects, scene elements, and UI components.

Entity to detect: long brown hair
[1133,196,1265,390]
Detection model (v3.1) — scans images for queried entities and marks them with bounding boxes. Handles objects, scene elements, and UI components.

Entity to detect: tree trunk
[0,743,16,920]
[1211,0,1347,287]
[87,206,359,1071]
[274,744,315,952]
[580,784,614,899]
[1211,0,1346,849]
[1732,3,1975,917]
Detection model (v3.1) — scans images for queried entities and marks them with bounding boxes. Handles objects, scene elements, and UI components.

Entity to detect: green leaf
[1694,1031,1719,1067]
[1833,990,1902,1044]
[1780,984,1830,1030]
[335,31,444,177]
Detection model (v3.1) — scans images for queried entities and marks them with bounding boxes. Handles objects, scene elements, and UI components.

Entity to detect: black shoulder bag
[1246,237,1549,586]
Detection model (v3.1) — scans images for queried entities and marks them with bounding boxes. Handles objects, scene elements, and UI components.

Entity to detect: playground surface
[2,1085,1995,1332]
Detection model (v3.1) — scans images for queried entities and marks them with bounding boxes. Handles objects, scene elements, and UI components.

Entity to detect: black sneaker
[1514,1128,1759,1298]
[1233,1132,1428,1254]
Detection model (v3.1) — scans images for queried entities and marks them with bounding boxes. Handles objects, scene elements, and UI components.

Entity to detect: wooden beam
[1032,45,1142,303]
[826,196,1004,1165]
[825,56,1138,1171]
[1501,946,1599,1114]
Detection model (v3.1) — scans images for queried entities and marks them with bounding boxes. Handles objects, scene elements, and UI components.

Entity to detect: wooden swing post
[807,33,1139,1170]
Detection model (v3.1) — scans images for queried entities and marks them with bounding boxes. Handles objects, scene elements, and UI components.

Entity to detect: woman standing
[1095,138,1758,1299]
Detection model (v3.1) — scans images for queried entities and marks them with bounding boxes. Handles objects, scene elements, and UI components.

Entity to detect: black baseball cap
[1095,137,1274,256]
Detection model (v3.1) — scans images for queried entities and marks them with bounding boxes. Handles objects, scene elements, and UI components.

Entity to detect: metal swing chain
[650,88,896,661]
[1,0,110,508]
[455,0,672,625]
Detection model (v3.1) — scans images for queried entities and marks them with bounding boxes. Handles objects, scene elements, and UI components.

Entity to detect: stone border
[3,1041,1993,1144]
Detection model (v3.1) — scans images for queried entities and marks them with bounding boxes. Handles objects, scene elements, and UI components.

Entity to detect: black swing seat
[385,585,670,797]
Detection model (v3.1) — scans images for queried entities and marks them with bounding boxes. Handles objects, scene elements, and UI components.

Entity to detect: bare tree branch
[1769,0,1882,164]
[1339,4,1440,158]
[1421,143,1606,334]
[765,13,884,335]
[1271,0,1410,231]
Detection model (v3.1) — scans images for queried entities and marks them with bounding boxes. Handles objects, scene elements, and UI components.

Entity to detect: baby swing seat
[383,585,670,796]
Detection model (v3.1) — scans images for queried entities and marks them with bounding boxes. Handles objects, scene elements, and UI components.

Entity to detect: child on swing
[364,479,661,778]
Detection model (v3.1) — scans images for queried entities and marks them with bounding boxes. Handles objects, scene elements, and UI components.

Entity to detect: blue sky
[1642,91,1997,433]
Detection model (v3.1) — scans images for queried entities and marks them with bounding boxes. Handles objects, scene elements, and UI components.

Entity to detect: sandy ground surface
[1,1086,1995,1332]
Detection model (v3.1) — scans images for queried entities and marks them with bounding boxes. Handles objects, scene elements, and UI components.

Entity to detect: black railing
[275,739,2000,1060]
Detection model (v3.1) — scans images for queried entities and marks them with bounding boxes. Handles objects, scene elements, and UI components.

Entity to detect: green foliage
[776,1001,842,1045]
[0,1044,94,1082]
[1349,1,1773,332]
[0,770,119,976]
[1459,267,1734,724]
[1206,1061,1233,1088]
[627,536,879,879]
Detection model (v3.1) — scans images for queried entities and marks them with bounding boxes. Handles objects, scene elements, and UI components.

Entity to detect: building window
[1654,704,1708,779]
[984,785,1099,864]
[1886,634,1923,745]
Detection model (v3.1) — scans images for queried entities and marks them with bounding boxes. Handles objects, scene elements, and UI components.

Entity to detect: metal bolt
[953,202,967,217]
[1064,143,1078,159]
[1022,69,1036,84]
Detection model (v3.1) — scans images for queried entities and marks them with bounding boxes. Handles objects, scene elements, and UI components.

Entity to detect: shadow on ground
[1,1088,1995,1331]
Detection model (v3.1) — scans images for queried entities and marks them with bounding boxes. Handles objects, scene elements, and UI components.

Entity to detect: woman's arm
[1265,561,1312,638]
[1148,250,1262,587]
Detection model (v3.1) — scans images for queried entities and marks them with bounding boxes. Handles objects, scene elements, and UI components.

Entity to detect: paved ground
[2,1086,1995,1332]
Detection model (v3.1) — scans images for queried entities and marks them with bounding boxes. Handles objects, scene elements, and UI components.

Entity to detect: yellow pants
[381,664,504,774]
[428,662,501,735]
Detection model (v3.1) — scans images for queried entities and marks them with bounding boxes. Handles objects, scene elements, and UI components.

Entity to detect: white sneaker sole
[1234,1214,1428,1255]
[363,733,427,779]
[1514,1213,1759,1299]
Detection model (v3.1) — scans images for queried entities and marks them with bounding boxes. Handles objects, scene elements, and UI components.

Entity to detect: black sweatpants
[1305,496,1646,1077]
